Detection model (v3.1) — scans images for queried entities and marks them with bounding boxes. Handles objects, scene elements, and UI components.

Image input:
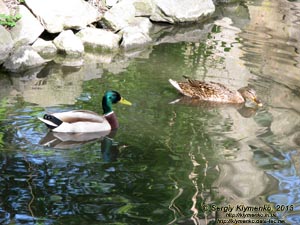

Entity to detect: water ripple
[267,151,300,224]
[239,1,300,86]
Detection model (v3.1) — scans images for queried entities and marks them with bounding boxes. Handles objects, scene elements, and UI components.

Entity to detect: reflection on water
[0,0,300,224]
[39,131,110,148]
[261,151,300,224]
[39,130,120,162]
[170,96,260,118]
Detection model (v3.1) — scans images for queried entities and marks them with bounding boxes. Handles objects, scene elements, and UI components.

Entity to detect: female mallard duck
[169,76,262,106]
[38,90,132,133]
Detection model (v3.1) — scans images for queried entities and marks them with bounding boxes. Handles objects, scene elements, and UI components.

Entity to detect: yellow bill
[253,97,263,107]
[120,97,132,106]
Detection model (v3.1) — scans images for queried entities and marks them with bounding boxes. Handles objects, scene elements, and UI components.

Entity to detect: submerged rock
[150,0,215,23]
[76,27,121,51]
[10,5,44,45]
[53,30,84,56]
[25,0,101,33]
[152,23,213,45]
[32,38,57,58]
[3,46,47,72]
[54,55,84,67]
[0,25,13,64]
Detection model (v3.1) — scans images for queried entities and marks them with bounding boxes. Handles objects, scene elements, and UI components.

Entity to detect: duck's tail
[168,79,183,93]
[38,114,63,130]
[183,75,191,80]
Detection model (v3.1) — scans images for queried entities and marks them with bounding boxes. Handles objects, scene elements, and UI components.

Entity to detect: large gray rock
[150,0,215,23]
[10,5,44,45]
[32,38,57,58]
[25,0,101,33]
[53,30,84,56]
[102,0,136,31]
[76,27,121,51]
[121,17,152,49]
[0,25,13,64]
[102,0,155,31]
[3,46,47,72]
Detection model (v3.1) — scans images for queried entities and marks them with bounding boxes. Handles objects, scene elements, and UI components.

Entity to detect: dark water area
[1,0,300,224]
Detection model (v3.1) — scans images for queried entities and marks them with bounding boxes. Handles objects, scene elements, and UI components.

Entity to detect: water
[1,0,300,224]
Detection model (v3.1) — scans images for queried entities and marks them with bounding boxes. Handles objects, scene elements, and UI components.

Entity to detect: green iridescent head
[102,91,132,114]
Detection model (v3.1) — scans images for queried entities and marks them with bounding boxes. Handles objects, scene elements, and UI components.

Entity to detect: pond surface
[1,0,300,224]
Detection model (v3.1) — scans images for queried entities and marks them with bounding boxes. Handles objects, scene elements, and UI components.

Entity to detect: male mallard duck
[38,90,132,133]
[169,76,262,106]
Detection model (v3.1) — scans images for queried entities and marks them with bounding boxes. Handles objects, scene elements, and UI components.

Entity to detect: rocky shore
[0,0,219,72]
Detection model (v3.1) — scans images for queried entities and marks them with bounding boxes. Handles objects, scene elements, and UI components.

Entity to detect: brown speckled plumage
[169,77,262,105]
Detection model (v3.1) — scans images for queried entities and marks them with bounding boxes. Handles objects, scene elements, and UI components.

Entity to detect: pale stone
[0,0,9,14]
[32,38,57,58]
[10,5,44,45]
[121,17,152,49]
[54,56,84,67]
[25,0,101,33]
[3,46,47,72]
[53,30,84,56]
[0,25,13,63]
[76,27,121,51]
[102,0,136,31]
[150,0,215,23]
[106,0,119,7]
[133,0,155,17]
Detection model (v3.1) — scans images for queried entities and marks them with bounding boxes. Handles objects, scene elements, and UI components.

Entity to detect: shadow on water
[0,0,300,224]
